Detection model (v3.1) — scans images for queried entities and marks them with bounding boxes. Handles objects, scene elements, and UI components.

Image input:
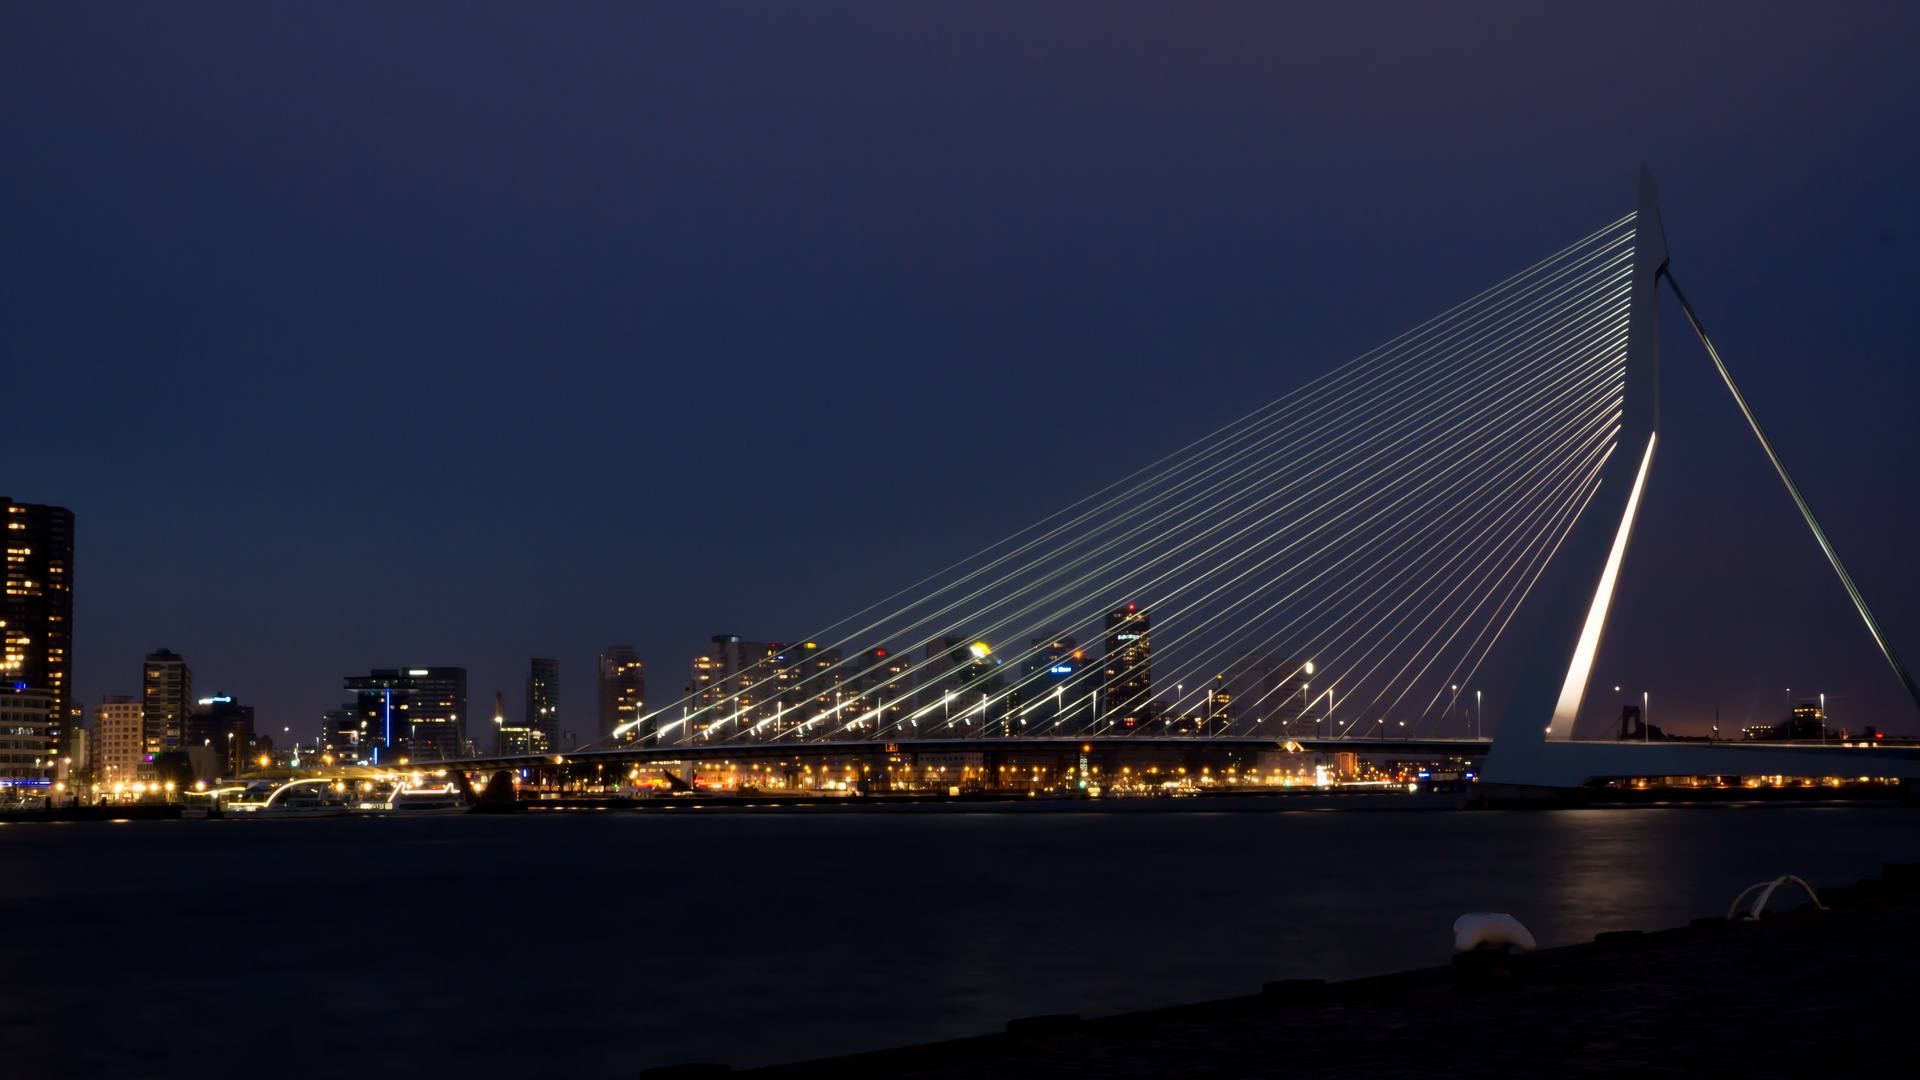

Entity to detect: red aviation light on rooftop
[874,649,886,656]
[1127,604,1135,611]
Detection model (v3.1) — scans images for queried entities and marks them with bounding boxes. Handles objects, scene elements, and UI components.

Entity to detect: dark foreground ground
[723,867,1920,1080]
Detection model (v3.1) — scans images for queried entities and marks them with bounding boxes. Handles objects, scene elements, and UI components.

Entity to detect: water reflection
[0,806,1910,1077]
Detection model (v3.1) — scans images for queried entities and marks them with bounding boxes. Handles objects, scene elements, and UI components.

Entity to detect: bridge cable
[609,221,1634,745]
[788,267,1631,738]
[1662,269,1920,717]
[626,218,1639,750]
[821,328,1620,737]
[846,311,1625,742]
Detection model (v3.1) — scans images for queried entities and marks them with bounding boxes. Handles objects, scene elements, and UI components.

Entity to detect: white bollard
[1453,912,1537,953]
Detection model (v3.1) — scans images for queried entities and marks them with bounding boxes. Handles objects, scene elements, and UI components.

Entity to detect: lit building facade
[597,646,645,747]
[344,671,410,763]
[842,647,914,738]
[683,636,772,743]
[3,498,74,761]
[318,704,359,763]
[915,637,964,713]
[186,696,259,775]
[915,637,998,734]
[1745,701,1838,742]
[94,696,145,785]
[1013,635,1085,734]
[1222,654,1314,736]
[0,687,55,793]
[1102,605,1152,731]
[768,642,842,738]
[492,689,537,755]
[344,667,468,763]
[1,499,71,751]
[408,667,466,758]
[142,649,192,757]
[527,657,560,752]
[1208,675,1234,735]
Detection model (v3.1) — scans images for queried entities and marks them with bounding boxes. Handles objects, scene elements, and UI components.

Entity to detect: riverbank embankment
[712,865,1920,1080]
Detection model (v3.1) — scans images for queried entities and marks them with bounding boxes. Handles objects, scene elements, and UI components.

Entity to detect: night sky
[4,3,1917,741]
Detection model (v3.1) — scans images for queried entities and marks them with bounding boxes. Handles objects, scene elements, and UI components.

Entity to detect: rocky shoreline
[652,865,1920,1080]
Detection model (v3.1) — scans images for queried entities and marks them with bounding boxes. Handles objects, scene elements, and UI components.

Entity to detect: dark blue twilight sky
[3,3,1917,740]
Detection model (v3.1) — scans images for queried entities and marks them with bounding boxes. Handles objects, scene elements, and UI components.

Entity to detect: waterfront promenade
[731,867,1920,1079]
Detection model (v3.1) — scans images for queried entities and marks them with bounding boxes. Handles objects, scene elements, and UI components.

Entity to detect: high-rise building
[0,686,56,792]
[94,695,145,785]
[526,657,560,751]
[318,704,358,764]
[1222,654,1314,736]
[597,646,646,747]
[915,637,964,713]
[842,647,914,738]
[769,642,842,738]
[406,667,466,759]
[1014,635,1086,733]
[344,671,409,762]
[1102,605,1152,731]
[142,649,192,757]
[1207,674,1234,735]
[493,688,537,755]
[343,667,468,763]
[186,695,258,776]
[2,498,74,759]
[682,636,771,743]
[915,637,997,733]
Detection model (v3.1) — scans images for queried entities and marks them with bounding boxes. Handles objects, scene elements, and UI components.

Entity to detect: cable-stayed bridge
[450,168,1920,798]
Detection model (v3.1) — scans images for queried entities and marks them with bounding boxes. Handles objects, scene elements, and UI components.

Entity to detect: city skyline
[38,600,1895,765]
[8,461,1909,765]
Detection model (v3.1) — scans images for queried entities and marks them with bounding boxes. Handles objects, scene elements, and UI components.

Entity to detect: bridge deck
[430,736,1491,772]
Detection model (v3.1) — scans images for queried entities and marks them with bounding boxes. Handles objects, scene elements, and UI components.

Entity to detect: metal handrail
[1727,874,1828,921]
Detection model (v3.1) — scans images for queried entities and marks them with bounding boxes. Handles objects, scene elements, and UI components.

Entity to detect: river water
[1,802,1913,1077]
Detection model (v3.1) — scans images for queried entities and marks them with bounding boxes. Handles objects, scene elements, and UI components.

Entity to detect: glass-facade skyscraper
[597,646,645,747]
[344,666,468,762]
[142,649,192,757]
[1102,605,1152,731]
[526,657,560,752]
[3,497,74,758]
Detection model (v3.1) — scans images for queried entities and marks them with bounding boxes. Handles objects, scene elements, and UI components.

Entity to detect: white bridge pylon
[1481,167,1920,790]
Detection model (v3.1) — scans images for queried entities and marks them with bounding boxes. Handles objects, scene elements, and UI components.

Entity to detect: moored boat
[221,779,351,818]
[350,784,469,816]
